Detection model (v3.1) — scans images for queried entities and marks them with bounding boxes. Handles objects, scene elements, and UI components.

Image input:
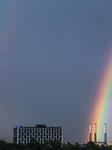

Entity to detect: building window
[38,132,40,136]
[24,129,26,133]
[38,137,40,142]
[27,137,29,142]
[33,132,34,136]
[30,129,32,133]
[35,129,37,133]
[60,132,61,136]
[35,135,37,139]
[27,132,29,136]
[49,132,51,136]
[41,129,43,134]
[19,135,21,139]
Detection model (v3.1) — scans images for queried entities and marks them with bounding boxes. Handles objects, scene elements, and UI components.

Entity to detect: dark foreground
[0,140,111,150]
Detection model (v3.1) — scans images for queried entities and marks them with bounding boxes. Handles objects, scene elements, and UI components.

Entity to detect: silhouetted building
[13,124,63,145]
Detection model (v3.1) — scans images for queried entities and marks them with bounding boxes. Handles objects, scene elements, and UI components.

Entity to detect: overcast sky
[0,0,112,144]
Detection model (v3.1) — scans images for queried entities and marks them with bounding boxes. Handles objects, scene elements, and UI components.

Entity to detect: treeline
[0,140,111,150]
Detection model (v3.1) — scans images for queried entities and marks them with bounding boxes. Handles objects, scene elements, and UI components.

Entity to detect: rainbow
[89,48,112,142]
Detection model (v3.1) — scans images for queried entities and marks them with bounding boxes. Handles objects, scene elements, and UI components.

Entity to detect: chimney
[89,124,92,141]
[104,123,107,144]
[94,123,96,143]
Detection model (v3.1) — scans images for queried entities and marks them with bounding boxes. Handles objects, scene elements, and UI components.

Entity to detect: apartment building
[13,124,63,145]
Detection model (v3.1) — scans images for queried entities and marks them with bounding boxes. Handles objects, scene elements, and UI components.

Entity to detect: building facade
[13,124,63,145]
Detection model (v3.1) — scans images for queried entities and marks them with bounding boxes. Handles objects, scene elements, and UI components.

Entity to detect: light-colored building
[13,124,63,145]
[107,142,112,146]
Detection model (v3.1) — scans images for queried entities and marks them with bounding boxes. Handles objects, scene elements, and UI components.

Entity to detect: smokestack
[89,124,92,141]
[94,123,97,143]
[104,123,107,144]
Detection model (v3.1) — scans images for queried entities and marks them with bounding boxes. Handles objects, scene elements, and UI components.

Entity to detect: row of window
[18,134,61,140]
[18,129,62,134]
[18,132,62,136]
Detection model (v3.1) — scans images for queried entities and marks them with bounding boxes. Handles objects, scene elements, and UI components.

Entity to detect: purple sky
[0,0,112,143]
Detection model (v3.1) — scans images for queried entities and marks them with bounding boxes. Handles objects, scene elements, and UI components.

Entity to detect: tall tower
[89,124,92,141]
[104,123,107,144]
[94,123,97,143]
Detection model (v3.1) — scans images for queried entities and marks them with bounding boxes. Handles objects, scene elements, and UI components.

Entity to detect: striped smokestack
[94,123,96,143]
[89,124,92,141]
[104,123,107,144]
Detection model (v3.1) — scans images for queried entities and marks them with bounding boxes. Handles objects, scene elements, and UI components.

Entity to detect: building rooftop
[15,124,62,128]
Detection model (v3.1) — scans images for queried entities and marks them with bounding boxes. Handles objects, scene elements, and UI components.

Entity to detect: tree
[87,141,95,148]
[76,142,79,148]
[29,137,37,144]
[70,145,76,150]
